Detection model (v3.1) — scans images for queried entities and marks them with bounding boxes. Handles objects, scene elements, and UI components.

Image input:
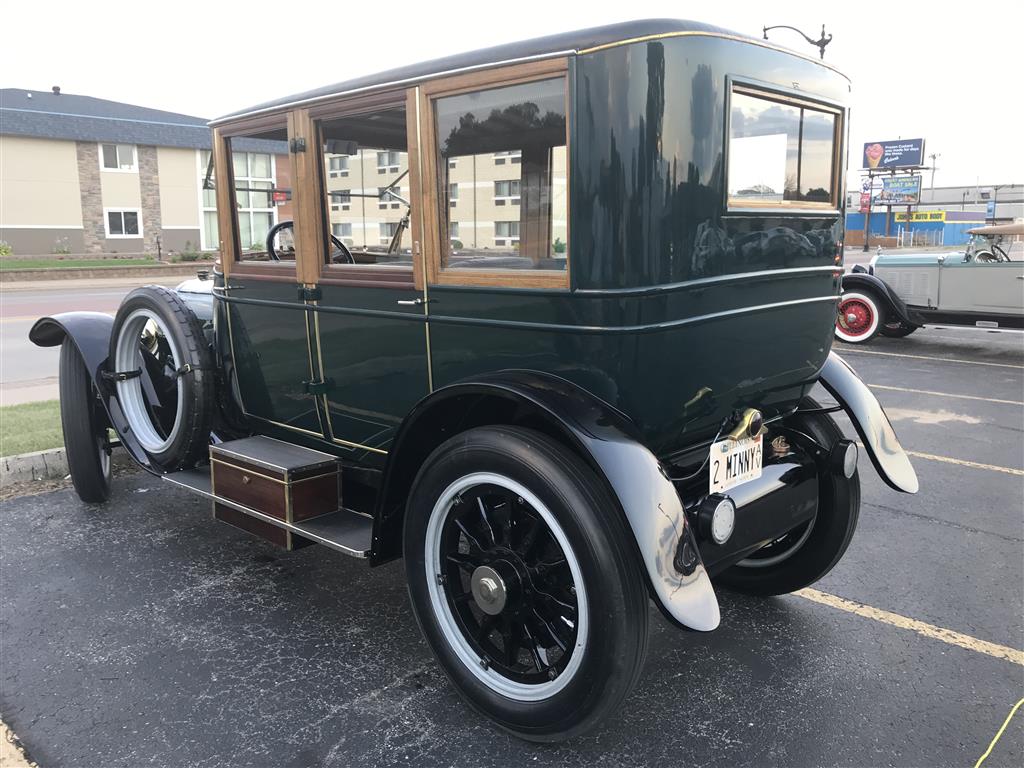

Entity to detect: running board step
[163,466,372,557]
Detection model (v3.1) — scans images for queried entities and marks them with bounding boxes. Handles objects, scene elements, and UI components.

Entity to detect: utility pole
[928,152,940,194]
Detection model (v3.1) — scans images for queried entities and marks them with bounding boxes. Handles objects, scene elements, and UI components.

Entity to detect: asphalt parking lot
[1,326,1022,767]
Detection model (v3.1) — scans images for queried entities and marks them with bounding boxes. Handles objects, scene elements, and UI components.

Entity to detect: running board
[163,467,372,558]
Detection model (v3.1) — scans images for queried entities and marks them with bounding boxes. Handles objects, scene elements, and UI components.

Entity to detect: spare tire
[108,285,214,469]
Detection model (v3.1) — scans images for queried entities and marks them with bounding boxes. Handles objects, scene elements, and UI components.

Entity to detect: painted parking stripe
[841,348,1024,370]
[974,697,1024,768]
[868,383,1024,407]
[795,588,1024,666]
[904,449,1024,477]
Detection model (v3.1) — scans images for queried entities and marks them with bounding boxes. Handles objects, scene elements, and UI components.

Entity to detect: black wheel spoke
[476,496,498,547]
[532,609,568,653]
[445,552,479,573]
[517,515,542,558]
[522,624,548,673]
[501,619,520,667]
[475,614,496,642]
[454,519,485,553]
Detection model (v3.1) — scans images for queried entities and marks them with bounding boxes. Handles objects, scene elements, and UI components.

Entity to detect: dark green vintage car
[31,19,918,740]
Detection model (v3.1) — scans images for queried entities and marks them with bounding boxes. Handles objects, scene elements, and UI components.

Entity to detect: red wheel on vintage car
[835,291,882,343]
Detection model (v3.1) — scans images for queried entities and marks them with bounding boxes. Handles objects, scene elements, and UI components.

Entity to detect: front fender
[841,272,924,327]
[819,351,918,493]
[377,370,720,632]
[29,312,159,474]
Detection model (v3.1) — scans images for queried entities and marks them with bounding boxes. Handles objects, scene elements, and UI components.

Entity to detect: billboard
[862,139,926,169]
[877,175,922,205]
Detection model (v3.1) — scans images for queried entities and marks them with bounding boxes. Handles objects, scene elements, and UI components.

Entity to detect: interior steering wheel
[265,220,354,264]
[974,250,1008,263]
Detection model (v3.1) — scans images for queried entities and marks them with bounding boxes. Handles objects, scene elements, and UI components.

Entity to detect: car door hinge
[298,285,321,301]
[290,137,306,153]
[303,378,333,396]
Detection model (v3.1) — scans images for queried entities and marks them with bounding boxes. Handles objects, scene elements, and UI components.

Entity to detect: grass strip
[0,399,63,457]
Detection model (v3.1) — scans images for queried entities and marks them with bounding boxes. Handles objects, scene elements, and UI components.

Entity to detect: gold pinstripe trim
[578,31,850,80]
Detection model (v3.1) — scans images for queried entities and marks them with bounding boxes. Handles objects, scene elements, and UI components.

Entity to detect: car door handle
[396,298,433,305]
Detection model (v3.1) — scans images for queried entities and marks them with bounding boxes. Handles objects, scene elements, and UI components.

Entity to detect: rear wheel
[880,321,917,338]
[59,340,111,503]
[835,290,883,343]
[404,426,648,742]
[716,398,860,597]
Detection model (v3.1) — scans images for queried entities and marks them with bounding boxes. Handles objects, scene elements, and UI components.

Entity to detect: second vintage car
[836,222,1024,343]
[31,19,918,740]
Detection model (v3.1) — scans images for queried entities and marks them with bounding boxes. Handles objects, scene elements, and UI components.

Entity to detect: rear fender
[29,312,159,474]
[818,351,918,493]
[375,370,720,632]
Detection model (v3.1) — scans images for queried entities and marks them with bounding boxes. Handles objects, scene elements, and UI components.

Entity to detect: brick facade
[75,141,105,253]
[137,145,162,254]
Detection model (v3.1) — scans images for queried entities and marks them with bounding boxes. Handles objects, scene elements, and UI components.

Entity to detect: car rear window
[727,85,841,209]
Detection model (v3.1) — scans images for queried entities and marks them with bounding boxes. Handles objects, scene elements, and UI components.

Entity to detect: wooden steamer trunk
[210,436,340,550]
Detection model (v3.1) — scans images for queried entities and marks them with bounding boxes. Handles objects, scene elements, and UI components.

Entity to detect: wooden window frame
[725,81,844,214]
[308,89,422,291]
[419,58,571,290]
[213,114,301,282]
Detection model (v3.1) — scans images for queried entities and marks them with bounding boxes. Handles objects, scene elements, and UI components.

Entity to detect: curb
[1,447,132,485]
[0,263,215,283]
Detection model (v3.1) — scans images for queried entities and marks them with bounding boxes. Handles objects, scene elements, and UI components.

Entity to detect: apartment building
[0,87,289,256]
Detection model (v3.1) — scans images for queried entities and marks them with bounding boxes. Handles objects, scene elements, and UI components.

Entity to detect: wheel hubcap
[471,565,508,615]
[838,299,873,336]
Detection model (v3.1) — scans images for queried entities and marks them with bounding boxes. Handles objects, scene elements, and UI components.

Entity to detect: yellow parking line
[974,697,1024,768]
[868,383,1023,407]
[905,449,1024,477]
[842,348,1024,370]
[795,588,1024,666]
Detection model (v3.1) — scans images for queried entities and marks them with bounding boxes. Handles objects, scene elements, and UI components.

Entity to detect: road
[1,327,1021,767]
[0,278,181,406]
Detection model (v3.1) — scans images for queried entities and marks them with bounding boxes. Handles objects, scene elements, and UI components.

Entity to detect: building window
[494,221,519,246]
[494,150,521,165]
[378,187,401,210]
[449,222,459,239]
[199,150,218,251]
[449,182,459,208]
[494,179,521,206]
[328,155,349,178]
[380,221,399,245]
[330,190,351,211]
[105,208,142,238]
[224,129,281,261]
[332,222,353,244]
[100,143,137,172]
[377,151,400,174]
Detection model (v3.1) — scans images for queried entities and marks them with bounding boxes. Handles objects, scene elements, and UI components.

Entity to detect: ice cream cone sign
[865,143,884,169]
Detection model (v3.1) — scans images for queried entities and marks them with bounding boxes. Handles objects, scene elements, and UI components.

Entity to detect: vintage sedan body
[31,19,917,740]
[836,223,1024,342]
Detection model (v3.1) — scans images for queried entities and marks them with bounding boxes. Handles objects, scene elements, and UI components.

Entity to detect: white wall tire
[835,291,883,343]
[403,426,648,741]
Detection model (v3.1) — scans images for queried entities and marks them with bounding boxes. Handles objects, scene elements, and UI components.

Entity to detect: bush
[52,237,71,255]
[553,237,567,254]
[0,241,12,257]
[450,239,464,250]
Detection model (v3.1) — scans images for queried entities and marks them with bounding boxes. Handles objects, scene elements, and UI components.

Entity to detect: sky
[3,0,1022,188]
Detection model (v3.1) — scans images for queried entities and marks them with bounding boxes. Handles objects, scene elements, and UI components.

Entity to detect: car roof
[212,18,843,125]
[966,223,1024,236]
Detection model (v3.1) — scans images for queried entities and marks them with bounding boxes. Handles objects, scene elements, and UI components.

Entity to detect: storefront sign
[862,139,926,169]
[895,211,946,222]
[877,176,922,205]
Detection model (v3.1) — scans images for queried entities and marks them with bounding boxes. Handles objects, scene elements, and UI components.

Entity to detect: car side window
[426,70,569,285]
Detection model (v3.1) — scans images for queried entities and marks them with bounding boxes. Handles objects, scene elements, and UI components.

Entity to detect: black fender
[29,312,159,474]
[840,272,924,328]
[372,370,720,632]
[818,351,918,493]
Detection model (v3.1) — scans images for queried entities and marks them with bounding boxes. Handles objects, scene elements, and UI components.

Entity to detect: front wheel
[835,291,883,343]
[59,340,112,503]
[404,426,648,742]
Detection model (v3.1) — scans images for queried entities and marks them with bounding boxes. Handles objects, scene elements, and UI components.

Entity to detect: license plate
[709,434,763,494]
